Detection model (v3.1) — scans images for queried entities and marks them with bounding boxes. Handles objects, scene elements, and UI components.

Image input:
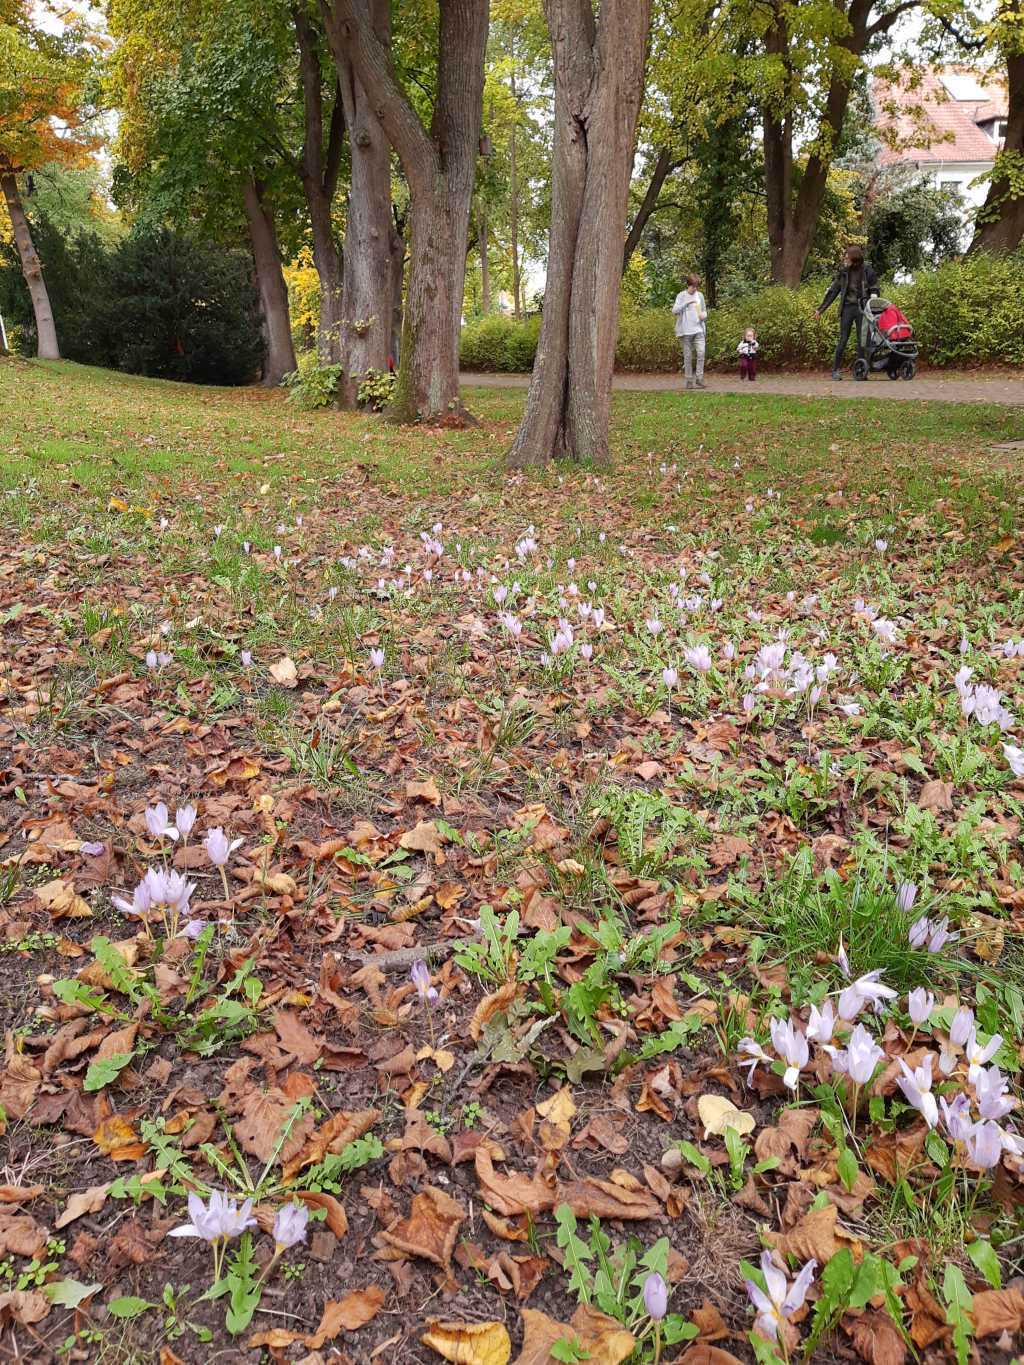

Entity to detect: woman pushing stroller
[814,245,879,381]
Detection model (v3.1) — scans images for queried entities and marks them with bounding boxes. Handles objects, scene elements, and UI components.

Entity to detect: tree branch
[866,0,922,40]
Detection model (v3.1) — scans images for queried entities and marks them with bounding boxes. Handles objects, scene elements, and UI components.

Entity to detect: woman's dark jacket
[818,263,880,313]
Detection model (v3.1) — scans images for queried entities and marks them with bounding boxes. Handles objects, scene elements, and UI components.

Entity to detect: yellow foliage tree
[0,2,101,357]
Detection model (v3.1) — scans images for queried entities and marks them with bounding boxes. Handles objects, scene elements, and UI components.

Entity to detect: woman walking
[815,245,879,380]
[672,274,708,390]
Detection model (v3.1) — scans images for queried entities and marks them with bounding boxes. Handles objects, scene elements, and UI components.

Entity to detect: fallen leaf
[847,1310,907,1365]
[407,777,441,805]
[422,1319,511,1364]
[0,1185,43,1205]
[918,780,953,812]
[514,1306,636,1365]
[92,1115,147,1161]
[754,1107,819,1162]
[470,981,519,1041]
[674,1348,746,1365]
[307,1286,386,1345]
[554,1175,661,1221]
[34,877,91,919]
[697,1094,756,1139]
[294,1191,348,1238]
[970,1287,1024,1337]
[381,1186,464,1268]
[766,1203,862,1264]
[399,820,445,855]
[55,1184,111,1229]
[475,1150,555,1216]
[0,1289,49,1325]
[0,1211,47,1258]
[269,656,298,687]
[235,1088,316,1165]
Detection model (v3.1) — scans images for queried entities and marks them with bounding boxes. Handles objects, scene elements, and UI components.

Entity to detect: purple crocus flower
[410,959,438,1005]
[204,827,243,868]
[643,1271,668,1321]
[895,881,918,913]
[744,1250,816,1343]
[273,1202,309,1251]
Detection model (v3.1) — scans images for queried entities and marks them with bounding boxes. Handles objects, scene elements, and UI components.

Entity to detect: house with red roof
[872,67,1008,210]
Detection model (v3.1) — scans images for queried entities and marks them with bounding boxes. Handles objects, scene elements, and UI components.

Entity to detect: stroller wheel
[853,358,869,381]
[900,361,916,381]
[886,363,899,380]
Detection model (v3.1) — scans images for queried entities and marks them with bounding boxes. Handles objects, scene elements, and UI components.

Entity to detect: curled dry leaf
[0,1289,50,1326]
[0,1185,43,1205]
[697,1094,756,1139]
[554,1174,661,1221]
[269,655,298,687]
[673,1348,747,1365]
[970,1288,1024,1337]
[55,1184,111,1230]
[754,1106,819,1162]
[309,1285,386,1342]
[470,981,520,1042]
[847,1310,907,1365]
[474,1149,555,1217]
[381,1185,465,1269]
[514,1306,635,1365]
[0,1211,47,1258]
[421,1319,512,1365]
[766,1202,862,1264]
[399,820,446,855]
[234,1088,316,1165]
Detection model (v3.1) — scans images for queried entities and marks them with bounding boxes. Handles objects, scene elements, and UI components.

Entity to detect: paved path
[462,369,1024,406]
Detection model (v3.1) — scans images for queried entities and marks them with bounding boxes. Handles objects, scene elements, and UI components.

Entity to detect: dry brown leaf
[235,1088,316,1165]
[92,1114,147,1161]
[55,1184,111,1229]
[0,1056,40,1120]
[474,1149,555,1216]
[282,1107,380,1180]
[847,1311,907,1365]
[754,1107,819,1162]
[407,777,441,805]
[970,1288,1024,1337]
[690,1300,730,1342]
[767,1203,862,1264]
[0,1185,43,1205]
[422,1319,512,1364]
[554,1175,661,1221]
[269,656,298,687]
[918,780,953,812]
[514,1306,636,1365]
[399,820,445,855]
[273,1009,322,1064]
[308,1286,385,1343]
[34,877,91,919]
[0,1211,46,1258]
[697,1094,755,1139]
[381,1186,464,1268]
[470,981,519,1042]
[674,1348,747,1365]
[295,1190,348,1238]
[0,1289,49,1325]
[536,1086,576,1150]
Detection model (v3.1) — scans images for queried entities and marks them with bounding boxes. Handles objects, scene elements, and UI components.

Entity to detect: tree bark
[479,201,491,313]
[243,179,297,386]
[322,0,489,424]
[509,69,523,318]
[1,171,59,360]
[970,29,1024,253]
[293,6,346,364]
[762,0,880,284]
[506,0,651,469]
[622,145,676,274]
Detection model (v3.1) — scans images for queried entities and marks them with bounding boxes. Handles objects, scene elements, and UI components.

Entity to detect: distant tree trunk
[323,0,401,403]
[506,0,651,469]
[509,70,523,319]
[479,201,491,313]
[623,145,676,273]
[1,171,59,360]
[761,0,912,284]
[323,0,489,423]
[389,207,406,367]
[243,179,297,386]
[293,6,346,364]
[971,35,1024,253]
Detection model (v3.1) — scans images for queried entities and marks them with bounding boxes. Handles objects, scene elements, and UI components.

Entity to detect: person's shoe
[831,368,843,380]
[695,379,706,389]
[685,380,694,390]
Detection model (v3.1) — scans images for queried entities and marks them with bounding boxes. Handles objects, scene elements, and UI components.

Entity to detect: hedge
[459,252,1024,372]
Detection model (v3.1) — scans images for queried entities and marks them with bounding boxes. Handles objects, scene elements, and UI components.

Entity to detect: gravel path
[462,369,1024,406]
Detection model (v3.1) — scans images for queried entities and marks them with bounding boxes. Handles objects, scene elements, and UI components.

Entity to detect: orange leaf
[422,1318,512,1364]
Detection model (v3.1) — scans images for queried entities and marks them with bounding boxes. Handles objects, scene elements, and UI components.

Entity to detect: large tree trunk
[1,171,59,360]
[293,6,346,364]
[323,0,489,424]
[506,0,651,469]
[324,0,400,403]
[243,179,297,386]
[971,35,1024,253]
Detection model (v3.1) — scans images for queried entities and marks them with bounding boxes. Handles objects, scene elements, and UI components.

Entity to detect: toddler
[737,327,759,381]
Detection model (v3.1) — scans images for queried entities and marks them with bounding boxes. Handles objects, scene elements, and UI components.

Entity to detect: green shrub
[357,367,397,411]
[458,252,1024,373]
[283,355,343,408]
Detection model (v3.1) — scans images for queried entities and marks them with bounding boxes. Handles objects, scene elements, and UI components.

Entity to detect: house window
[939,179,961,191]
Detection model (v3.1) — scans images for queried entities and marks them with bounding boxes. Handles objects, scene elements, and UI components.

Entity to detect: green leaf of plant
[84,1051,134,1092]
[44,1278,102,1308]
[943,1264,974,1365]
[925,1130,949,1169]
[837,1145,859,1193]
[966,1239,1001,1290]
[107,1295,155,1319]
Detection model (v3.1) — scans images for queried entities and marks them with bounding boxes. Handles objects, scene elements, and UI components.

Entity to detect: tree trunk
[507,0,651,468]
[243,179,297,386]
[322,0,489,423]
[509,70,523,319]
[971,38,1024,253]
[623,145,675,273]
[389,209,406,367]
[479,201,491,313]
[293,6,346,364]
[1,172,59,360]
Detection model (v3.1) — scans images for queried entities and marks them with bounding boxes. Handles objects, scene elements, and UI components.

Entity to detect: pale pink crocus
[965,1027,1003,1084]
[806,1000,835,1044]
[744,1250,816,1343]
[175,804,197,840]
[1003,744,1024,778]
[966,1120,1004,1170]
[145,803,178,842]
[895,881,918,913]
[896,1055,938,1128]
[907,988,934,1026]
[685,644,712,673]
[769,1017,809,1091]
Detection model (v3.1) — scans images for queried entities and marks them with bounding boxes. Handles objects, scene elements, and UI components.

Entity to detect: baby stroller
[855,297,918,381]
